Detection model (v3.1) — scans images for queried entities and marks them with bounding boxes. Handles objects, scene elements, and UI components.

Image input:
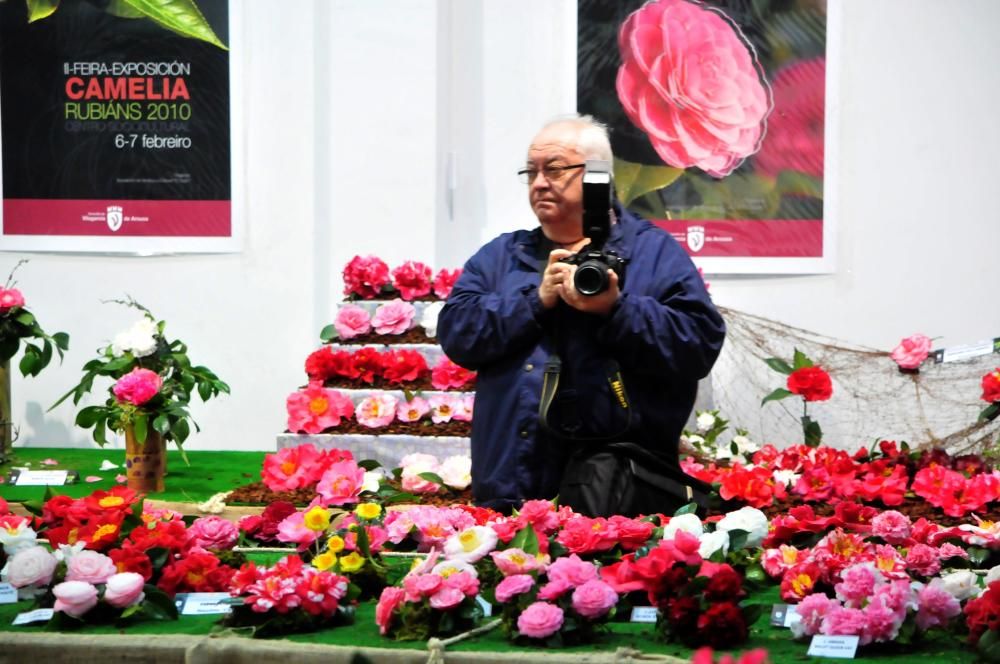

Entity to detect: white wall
[7,0,999,451]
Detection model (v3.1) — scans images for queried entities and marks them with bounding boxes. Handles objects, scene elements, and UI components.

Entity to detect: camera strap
[538,347,632,441]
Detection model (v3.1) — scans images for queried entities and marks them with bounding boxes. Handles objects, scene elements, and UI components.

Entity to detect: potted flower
[51,299,228,492]
[0,261,70,460]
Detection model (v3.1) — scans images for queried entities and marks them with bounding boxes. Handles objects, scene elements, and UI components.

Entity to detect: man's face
[526,124,585,236]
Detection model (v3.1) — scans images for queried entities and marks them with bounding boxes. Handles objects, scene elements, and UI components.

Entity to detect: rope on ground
[425,618,501,664]
[612,647,690,662]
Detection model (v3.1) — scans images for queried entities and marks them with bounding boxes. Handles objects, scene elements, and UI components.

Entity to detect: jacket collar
[513,201,639,271]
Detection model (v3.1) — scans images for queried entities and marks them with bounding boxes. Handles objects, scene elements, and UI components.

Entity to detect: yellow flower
[327,535,346,554]
[355,503,382,520]
[339,551,365,573]
[312,551,337,571]
[303,506,332,532]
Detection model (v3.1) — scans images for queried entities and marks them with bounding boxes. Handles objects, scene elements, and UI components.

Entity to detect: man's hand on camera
[539,249,573,310]
[559,266,620,315]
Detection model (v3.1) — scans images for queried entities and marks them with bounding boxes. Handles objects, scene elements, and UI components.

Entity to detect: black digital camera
[560,160,627,296]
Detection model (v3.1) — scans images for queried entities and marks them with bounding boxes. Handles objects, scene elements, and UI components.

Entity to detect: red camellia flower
[157,551,235,596]
[697,601,748,650]
[381,348,429,384]
[616,0,771,178]
[391,260,433,301]
[965,580,1000,645]
[432,268,462,299]
[343,255,391,299]
[109,543,154,581]
[431,357,476,390]
[351,347,384,384]
[786,366,833,402]
[305,347,338,382]
[982,368,1000,403]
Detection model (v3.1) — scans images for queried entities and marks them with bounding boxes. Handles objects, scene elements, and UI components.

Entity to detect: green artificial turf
[0,447,266,504]
[0,449,983,661]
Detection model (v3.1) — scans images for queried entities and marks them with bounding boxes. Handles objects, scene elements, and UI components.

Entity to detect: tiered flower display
[342,255,461,301]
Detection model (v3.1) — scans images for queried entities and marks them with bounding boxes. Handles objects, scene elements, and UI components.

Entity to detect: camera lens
[574,260,609,296]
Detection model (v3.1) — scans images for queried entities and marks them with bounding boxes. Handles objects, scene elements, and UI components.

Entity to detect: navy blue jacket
[437,206,725,510]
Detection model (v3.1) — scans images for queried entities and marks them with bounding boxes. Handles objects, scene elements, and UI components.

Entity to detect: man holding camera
[437,115,725,513]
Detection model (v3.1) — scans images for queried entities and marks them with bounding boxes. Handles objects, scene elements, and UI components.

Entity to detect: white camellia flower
[438,455,472,490]
[985,565,1000,587]
[772,469,800,488]
[716,506,769,549]
[111,317,158,358]
[0,521,37,556]
[442,525,498,563]
[362,470,382,493]
[686,434,705,448]
[53,541,87,563]
[731,435,759,455]
[662,513,703,540]
[933,571,981,601]
[420,301,445,338]
[698,530,730,558]
[696,412,716,432]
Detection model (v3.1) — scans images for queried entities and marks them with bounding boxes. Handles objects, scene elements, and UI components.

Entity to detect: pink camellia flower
[915,583,961,630]
[616,0,772,178]
[791,592,837,639]
[444,570,480,597]
[571,579,619,619]
[429,586,465,610]
[871,510,912,545]
[65,550,117,585]
[52,580,99,618]
[316,459,366,506]
[905,543,941,577]
[400,452,442,494]
[375,586,405,635]
[188,516,239,551]
[112,367,162,406]
[517,601,565,639]
[7,546,57,589]
[0,287,25,311]
[396,396,430,423]
[754,57,826,178]
[834,564,883,609]
[286,383,355,434]
[451,395,474,423]
[371,299,416,335]
[546,554,599,589]
[491,548,548,576]
[428,394,458,424]
[355,394,399,428]
[495,574,536,603]
[276,510,323,549]
[343,255,391,299]
[432,268,462,299]
[333,304,372,340]
[262,444,324,492]
[0,287,24,315]
[890,333,933,371]
[820,605,866,641]
[861,597,904,644]
[103,572,146,608]
[391,261,433,301]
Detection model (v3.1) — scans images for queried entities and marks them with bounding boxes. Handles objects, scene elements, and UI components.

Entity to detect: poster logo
[686,225,705,252]
[106,205,123,232]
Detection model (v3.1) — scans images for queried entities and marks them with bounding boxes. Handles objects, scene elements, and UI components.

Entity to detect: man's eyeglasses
[517,163,585,184]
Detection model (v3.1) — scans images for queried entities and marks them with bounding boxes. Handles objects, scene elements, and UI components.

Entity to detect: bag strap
[538,350,633,441]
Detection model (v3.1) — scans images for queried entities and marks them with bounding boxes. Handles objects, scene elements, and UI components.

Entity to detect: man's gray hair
[541,114,614,170]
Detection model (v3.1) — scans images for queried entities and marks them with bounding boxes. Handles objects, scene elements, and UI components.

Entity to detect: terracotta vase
[124,425,166,493]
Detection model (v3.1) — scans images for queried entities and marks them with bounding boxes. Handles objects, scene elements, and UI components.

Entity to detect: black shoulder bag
[539,351,711,519]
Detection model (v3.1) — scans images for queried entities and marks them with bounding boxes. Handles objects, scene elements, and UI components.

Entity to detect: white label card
[807,635,859,659]
[630,606,659,623]
[0,583,17,604]
[13,470,69,486]
[175,592,233,615]
[12,608,54,625]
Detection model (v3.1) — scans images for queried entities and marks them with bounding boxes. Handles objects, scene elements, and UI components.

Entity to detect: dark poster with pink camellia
[578,0,831,273]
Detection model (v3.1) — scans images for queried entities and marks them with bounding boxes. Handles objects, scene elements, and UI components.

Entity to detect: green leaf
[980,402,1000,423]
[673,502,697,517]
[792,348,814,370]
[727,528,749,551]
[969,546,990,566]
[75,405,106,428]
[802,415,822,448]
[612,157,684,208]
[117,0,228,49]
[0,336,19,362]
[152,414,171,435]
[141,585,179,620]
[775,170,824,199]
[93,418,108,447]
[761,388,793,406]
[14,311,35,326]
[173,417,190,444]
[358,459,382,471]
[509,524,540,556]
[119,604,143,619]
[40,339,53,369]
[418,471,444,485]
[197,380,212,402]
[134,412,148,445]
[25,0,60,22]
[764,357,794,375]
[51,331,69,352]
[18,347,40,377]
[319,324,338,343]
[106,0,146,18]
